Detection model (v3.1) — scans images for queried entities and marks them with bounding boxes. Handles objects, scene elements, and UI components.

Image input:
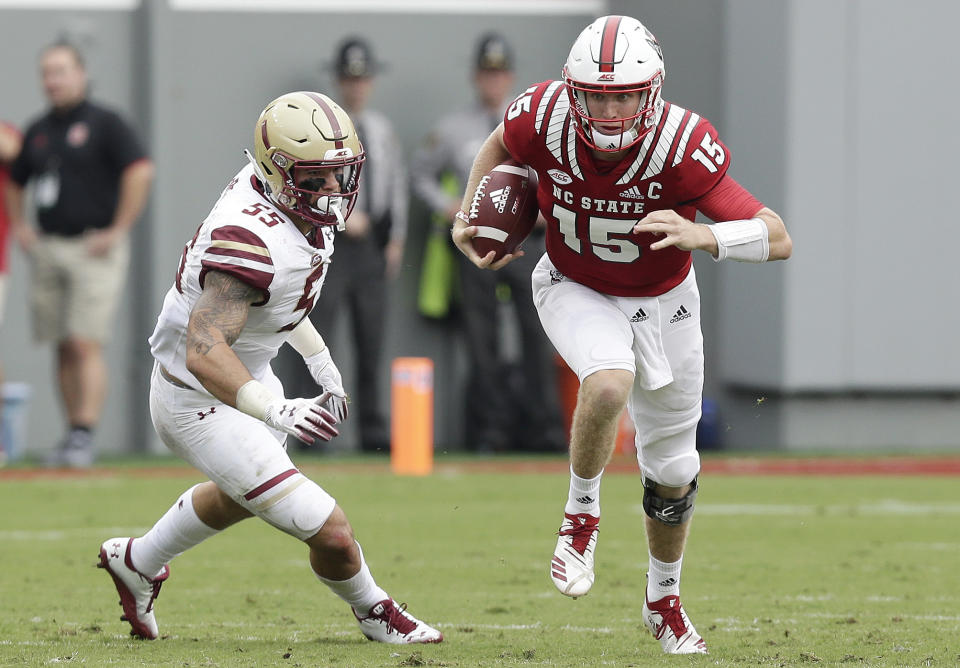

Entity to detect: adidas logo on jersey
[669,305,691,323]
[619,185,645,200]
[630,307,649,323]
[489,186,511,213]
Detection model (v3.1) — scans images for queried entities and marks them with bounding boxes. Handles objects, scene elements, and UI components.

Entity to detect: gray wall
[2,0,957,458]
[720,0,960,449]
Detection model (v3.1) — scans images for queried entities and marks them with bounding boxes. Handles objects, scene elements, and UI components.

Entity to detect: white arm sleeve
[235,380,277,422]
[708,217,770,263]
[287,317,326,358]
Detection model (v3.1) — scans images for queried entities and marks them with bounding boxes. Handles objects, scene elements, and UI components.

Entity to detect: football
[466,160,539,261]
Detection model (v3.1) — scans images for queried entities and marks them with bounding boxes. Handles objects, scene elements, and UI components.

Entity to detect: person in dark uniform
[279,37,407,453]
[411,34,565,452]
[5,40,154,467]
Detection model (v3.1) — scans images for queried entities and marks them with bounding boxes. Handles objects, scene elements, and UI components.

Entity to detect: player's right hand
[263,396,339,445]
[450,220,520,270]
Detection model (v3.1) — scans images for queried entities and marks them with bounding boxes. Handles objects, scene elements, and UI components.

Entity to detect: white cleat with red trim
[353,598,443,644]
[642,592,708,654]
[97,537,169,640]
[550,512,599,598]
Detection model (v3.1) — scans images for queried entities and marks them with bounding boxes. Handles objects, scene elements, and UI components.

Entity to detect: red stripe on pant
[244,468,298,501]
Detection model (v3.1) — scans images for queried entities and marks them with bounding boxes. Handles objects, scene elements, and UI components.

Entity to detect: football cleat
[642,592,708,654]
[353,598,443,644]
[550,512,599,597]
[97,538,169,640]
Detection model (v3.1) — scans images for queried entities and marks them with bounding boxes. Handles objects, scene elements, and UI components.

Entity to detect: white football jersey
[149,164,335,394]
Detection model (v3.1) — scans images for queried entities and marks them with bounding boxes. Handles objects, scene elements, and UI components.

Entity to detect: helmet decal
[304,91,345,149]
[598,15,622,72]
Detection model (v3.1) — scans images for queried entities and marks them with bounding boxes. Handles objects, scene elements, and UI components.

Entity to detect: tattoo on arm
[187,271,264,356]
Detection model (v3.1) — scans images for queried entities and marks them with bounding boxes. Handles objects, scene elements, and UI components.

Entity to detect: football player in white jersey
[96,92,442,645]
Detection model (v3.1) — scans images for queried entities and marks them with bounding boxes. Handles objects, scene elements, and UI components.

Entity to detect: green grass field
[1,456,958,667]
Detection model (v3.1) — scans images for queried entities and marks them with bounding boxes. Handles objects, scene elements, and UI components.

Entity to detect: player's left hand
[303,348,349,423]
[632,209,713,252]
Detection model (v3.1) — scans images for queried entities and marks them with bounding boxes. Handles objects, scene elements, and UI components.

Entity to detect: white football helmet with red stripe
[251,91,365,228]
[563,15,665,152]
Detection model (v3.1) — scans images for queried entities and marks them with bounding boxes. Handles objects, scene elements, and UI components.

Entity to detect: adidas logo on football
[619,185,645,200]
[669,305,691,323]
[489,186,511,213]
[630,307,649,323]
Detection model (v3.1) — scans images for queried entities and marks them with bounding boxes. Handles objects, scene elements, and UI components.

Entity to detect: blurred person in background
[411,33,564,453]
[4,40,153,468]
[451,15,792,654]
[278,37,407,454]
[96,92,442,644]
[0,120,22,464]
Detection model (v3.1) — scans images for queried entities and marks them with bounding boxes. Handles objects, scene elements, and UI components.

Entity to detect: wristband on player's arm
[707,217,769,263]
[235,380,277,421]
[287,318,326,358]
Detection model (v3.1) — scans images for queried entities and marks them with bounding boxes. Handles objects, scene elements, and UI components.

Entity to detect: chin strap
[243,149,271,193]
[331,201,347,231]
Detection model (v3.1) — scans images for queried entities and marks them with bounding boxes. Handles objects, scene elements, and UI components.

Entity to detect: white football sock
[564,466,602,516]
[316,543,389,613]
[130,484,220,578]
[647,552,683,599]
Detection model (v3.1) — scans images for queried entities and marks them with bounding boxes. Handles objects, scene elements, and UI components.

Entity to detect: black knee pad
[642,475,698,526]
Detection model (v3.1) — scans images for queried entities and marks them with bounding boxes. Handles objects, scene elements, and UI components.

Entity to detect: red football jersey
[503,80,760,297]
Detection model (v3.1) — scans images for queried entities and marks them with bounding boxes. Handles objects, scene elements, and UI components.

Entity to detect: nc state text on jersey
[551,183,662,215]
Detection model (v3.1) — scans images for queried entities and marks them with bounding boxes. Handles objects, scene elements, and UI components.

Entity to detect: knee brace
[248,475,337,541]
[642,475,698,526]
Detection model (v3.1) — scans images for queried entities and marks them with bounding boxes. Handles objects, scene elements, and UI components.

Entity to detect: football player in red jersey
[452,15,792,654]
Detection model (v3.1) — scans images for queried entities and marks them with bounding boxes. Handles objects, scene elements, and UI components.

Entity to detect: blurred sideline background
[1,0,957,461]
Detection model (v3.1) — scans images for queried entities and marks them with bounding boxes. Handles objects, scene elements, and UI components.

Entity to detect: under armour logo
[279,404,295,417]
[110,542,121,559]
[197,407,216,420]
